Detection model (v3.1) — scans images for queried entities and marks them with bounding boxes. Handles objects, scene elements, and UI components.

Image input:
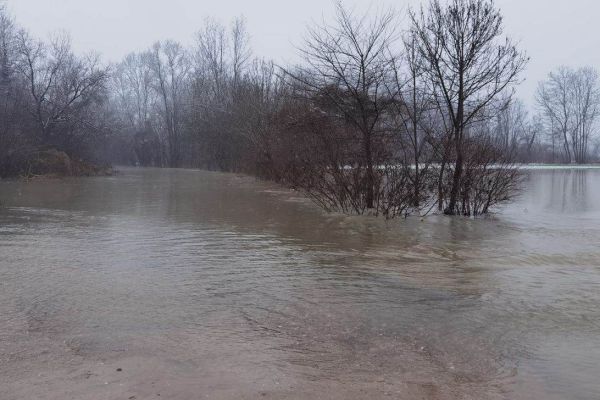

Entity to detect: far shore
[515,164,600,170]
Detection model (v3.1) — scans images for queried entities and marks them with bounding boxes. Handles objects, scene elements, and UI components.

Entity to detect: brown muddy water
[1,167,599,400]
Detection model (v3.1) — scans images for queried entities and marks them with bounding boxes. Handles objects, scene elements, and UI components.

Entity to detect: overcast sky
[5,0,600,107]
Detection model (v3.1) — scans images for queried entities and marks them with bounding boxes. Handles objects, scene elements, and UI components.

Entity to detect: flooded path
[1,168,599,399]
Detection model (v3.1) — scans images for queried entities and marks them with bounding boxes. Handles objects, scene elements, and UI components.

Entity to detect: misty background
[5,0,600,106]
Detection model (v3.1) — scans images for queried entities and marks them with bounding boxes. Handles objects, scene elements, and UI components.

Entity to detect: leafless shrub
[440,138,522,216]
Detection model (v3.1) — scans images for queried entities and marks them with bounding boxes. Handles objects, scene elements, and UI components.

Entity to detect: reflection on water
[1,167,599,399]
[516,169,600,216]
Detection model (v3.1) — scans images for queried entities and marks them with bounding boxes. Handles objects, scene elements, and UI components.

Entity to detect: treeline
[2,0,600,217]
[0,5,111,177]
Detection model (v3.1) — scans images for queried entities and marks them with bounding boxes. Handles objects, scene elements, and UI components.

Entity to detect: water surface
[1,168,599,399]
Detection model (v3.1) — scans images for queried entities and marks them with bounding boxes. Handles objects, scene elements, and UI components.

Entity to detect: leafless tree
[111,52,160,165]
[232,59,288,177]
[231,17,251,89]
[537,66,600,164]
[0,5,31,176]
[537,67,574,163]
[0,3,15,87]
[410,0,527,215]
[113,53,153,132]
[147,40,191,167]
[285,1,399,211]
[493,98,527,152]
[15,32,109,154]
[195,19,228,101]
[386,32,437,210]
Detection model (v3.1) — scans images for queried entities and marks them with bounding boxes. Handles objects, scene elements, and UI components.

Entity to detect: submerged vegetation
[1,0,599,216]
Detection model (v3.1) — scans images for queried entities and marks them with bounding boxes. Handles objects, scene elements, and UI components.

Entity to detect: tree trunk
[445,134,463,215]
[364,133,375,209]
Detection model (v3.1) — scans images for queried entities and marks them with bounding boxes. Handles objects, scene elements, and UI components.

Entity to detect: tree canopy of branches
[0,4,110,177]
[283,3,407,214]
[410,0,527,215]
[537,66,600,164]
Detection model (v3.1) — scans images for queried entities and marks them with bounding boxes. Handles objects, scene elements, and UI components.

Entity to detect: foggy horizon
[5,0,600,106]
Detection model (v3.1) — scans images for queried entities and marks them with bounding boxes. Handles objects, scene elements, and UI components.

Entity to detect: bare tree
[231,17,251,89]
[113,53,153,132]
[111,52,161,165]
[537,67,574,163]
[189,17,255,171]
[410,0,527,215]
[0,5,31,176]
[147,40,190,167]
[537,66,600,164]
[195,19,228,102]
[0,3,15,87]
[16,32,109,150]
[286,2,398,210]
[493,98,527,151]
[570,67,600,163]
[387,33,436,210]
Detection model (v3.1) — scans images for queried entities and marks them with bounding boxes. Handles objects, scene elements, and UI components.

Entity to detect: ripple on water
[1,167,600,399]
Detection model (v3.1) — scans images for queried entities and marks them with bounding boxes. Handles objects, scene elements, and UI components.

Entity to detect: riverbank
[0,149,115,180]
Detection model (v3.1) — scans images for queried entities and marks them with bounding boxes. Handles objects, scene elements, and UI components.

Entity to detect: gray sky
[5,0,600,107]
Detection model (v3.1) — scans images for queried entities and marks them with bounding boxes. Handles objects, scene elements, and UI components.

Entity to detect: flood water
[1,167,599,399]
